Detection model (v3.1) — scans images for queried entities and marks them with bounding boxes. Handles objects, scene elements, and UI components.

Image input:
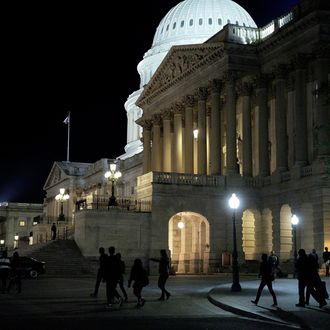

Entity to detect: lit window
[218,18,222,25]
[199,18,203,25]
[19,220,25,227]
[181,20,184,27]
[208,18,212,25]
[173,22,176,29]
[189,19,193,26]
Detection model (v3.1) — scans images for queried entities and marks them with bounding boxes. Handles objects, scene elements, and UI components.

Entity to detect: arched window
[218,18,222,25]
[227,19,230,24]
[199,18,203,25]
[173,22,176,29]
[166,24,169,31]
[208,18,212,25]
[181,20,184,28]
[189,19,193,26]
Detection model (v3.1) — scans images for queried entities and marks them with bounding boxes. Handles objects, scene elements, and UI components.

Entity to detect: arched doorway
[168,212,210,274]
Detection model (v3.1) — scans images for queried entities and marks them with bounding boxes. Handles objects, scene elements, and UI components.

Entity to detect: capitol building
[4,0,328,275]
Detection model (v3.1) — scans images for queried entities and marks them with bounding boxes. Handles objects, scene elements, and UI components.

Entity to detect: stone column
[293,55,308,166]
[162,110,172,172]
[271,206,281,259]
[274,65,288,172]
[184,95,195,174]
[210,79,222,175]
[142,120,152,174]
[152,114,162,172]
[314,48,330,158]
[197,87,208,174]
[241,82,253,177]
[256,75,270,177]
[173,103,184,173]
[225,72,238,175]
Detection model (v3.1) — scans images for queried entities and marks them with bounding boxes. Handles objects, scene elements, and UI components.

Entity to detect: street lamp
[14,234,19,249]
[55,188,70,221]
[104,163,122,207]
[291,214,299,278]
[228,193,241,292]
[193,129,199,139]
[0,239,4,251]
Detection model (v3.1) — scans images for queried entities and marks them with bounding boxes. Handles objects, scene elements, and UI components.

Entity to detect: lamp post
[55,188,70,221]
[105,163,122,207]
[228,193,241,292]
[14,234,19,249]
[0,239,4,251]
[291,214,299,278]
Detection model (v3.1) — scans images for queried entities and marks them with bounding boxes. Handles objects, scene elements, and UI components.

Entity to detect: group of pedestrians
[0,250,22,294]
[91,247,171,309]
[251,248,328,308]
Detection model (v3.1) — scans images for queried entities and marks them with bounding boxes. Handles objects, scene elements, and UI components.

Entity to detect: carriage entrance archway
[168,212,210,274]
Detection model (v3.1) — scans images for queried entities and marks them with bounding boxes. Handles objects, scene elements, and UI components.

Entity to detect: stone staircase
[24,240,93,278]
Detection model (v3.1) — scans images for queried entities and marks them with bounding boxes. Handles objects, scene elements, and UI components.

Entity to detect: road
[0,275,297,330]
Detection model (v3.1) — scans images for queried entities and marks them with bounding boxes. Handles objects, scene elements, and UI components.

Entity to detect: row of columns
[140,56,329,176]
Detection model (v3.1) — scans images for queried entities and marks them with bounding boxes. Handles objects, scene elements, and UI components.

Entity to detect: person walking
[150,249,171,301]
[269,250,281,278]
[7,251,21,293]
[305,252,327,308]
[128,258,149,308]
[116,253,128,302]
[309,249,319,269]
[104,246,123,309]
[51,223,57,240]
[0,250,11,293]
[90,247,107,298]
[251,253,277,306]
[323,247,330,277]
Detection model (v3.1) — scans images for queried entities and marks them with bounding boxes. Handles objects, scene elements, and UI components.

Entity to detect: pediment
[43,162,67,190]
[137,43,225,107]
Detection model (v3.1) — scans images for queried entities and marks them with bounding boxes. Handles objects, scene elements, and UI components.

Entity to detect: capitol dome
[122,0,256,160]
[138,0,257,87]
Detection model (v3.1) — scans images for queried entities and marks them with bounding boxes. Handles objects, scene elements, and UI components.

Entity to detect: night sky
[1,0,299,203]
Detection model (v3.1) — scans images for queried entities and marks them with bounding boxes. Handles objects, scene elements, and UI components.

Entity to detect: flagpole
[67,111,71,162]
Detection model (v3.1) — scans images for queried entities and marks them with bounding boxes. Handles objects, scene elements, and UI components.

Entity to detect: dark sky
[1,0,299,203]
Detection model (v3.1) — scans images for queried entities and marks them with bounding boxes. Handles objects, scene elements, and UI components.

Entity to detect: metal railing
[76,196,152,213]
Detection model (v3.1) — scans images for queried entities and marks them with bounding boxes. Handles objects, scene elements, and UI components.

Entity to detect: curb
[207,288,295,327]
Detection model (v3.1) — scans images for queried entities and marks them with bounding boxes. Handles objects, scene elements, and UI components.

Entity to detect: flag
[63,116,70,124]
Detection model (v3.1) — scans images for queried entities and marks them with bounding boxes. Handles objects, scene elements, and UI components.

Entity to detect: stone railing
[223,9,294,45]
[278,11,294,28]
[152,172,226,187]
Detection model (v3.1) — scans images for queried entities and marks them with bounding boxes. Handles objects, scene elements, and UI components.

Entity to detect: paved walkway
[208,276,330,329]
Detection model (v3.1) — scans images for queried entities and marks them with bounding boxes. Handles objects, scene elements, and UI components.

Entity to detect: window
[218,18,222,25]
[189,19,193,26]
[181,20,184,28]
[166,24,169,31]
[19,220,25,227]
[199,18,203,25]
[227,19,231,24]
[173,22,176,29]
[208,18,212,25]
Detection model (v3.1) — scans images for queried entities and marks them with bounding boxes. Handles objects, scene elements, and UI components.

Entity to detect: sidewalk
[208,277,330,329]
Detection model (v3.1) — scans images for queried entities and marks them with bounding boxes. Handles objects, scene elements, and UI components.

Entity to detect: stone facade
[0,202,43,250]
[40,0,329,275]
